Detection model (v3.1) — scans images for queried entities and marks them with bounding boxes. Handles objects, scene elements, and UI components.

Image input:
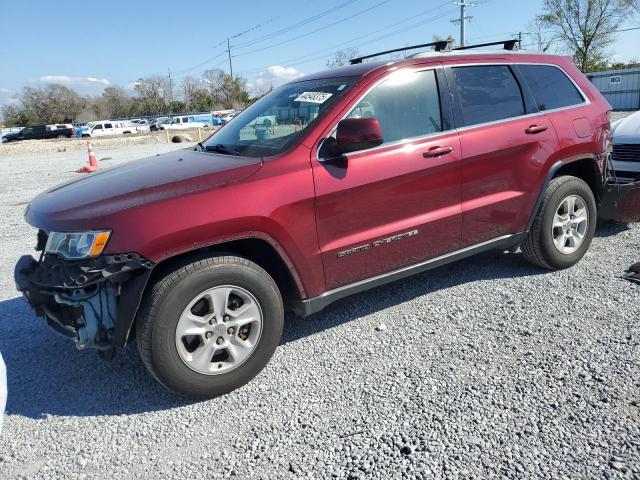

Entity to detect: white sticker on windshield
[294,91,333,104]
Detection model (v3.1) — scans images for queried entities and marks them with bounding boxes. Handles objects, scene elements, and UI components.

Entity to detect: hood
[26,148,262,230]
[612,111,640,144]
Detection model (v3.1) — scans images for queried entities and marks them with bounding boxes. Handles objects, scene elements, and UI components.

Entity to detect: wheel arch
[526,155,604,233]
[552,156,604,203]
[115,235,305,348]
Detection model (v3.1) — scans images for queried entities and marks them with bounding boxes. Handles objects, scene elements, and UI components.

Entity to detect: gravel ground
[0,145,639,479]
[0,127,217,156]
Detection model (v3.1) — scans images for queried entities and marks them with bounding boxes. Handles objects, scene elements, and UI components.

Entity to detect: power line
[237,4,458,76]
[234,0,391,58]
[232,0,362,49]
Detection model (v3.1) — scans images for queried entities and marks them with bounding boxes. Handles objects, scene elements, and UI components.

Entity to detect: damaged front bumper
[599,179,640,224]
[14,251,153,357]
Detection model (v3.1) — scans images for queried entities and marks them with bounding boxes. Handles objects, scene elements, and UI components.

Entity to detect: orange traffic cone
[78,141,99,173]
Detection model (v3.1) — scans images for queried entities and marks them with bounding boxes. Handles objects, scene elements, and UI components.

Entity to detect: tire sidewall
[540,178,597,269]
[150,262,283,398]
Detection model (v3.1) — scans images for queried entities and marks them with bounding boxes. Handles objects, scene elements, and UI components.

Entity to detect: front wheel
[136,255,284,399]
[522,175,596,270]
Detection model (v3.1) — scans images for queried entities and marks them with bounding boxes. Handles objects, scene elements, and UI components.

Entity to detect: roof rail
[349,40,452,64]
[453,39,519,51]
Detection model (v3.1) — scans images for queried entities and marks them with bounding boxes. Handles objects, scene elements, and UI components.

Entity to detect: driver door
[312,67,463,290]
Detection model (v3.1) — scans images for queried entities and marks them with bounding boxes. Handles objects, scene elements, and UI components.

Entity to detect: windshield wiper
[204,143,239,156]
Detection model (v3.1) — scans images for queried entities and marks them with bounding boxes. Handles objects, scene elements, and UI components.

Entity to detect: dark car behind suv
[4,124,76,141]
[15,42,640,398]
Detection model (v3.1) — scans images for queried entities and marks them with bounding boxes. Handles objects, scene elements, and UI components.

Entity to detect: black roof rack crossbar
[453,39,519,51]
[349,40,452,64]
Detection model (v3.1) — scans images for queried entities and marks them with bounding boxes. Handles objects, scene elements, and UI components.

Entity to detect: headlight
[45,230,111,259]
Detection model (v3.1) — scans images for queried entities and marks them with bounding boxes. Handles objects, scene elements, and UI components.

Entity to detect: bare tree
[101,86,131,118]
[526,18,554,51]
[621,0,640,13]
[326,48,359,69]
[21,84,85,123]
[132,76,172,115]
[181,76,201,111]
[538,0,629,71]
[202,69,250,109]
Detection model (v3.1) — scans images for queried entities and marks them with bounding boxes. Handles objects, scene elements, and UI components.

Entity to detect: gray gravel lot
[0,144,639,479]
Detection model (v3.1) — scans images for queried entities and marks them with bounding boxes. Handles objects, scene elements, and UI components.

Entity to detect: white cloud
[247,65,305,95]
[29,75,111,96]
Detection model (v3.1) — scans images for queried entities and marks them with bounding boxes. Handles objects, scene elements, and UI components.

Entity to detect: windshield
[202,76,358,158]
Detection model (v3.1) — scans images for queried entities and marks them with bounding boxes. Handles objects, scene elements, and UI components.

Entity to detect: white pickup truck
[81,120,149,137]
[161,114,222,130]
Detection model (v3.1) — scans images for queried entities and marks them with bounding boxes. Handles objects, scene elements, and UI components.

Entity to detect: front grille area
[612,144,640,164]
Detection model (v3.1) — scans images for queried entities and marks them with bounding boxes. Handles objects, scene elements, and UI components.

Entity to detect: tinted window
[347,69,442,143]
[519,65,584,111]
[452,66,525,127]
[104,123,113,128]
[93,125,103,130]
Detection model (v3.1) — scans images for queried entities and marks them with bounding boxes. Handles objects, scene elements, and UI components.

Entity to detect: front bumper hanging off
[14,251,153,357]
[599,180,640,224]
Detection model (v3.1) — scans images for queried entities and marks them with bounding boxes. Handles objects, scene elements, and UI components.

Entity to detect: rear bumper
[599,180,640,224]
[15,252,153,355]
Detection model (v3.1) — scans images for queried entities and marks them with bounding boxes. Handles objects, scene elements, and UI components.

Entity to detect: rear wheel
[522,175,596,270]
[56,134,65,139]
[136,255,283,399]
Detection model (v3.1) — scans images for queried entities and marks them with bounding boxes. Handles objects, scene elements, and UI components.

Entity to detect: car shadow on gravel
[0,298,190,418]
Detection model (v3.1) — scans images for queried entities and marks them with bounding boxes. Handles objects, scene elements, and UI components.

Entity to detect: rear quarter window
[518,65,585,111]
[451,65,525,127]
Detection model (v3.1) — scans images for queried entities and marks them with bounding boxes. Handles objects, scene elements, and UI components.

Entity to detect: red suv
[15,42,634,398]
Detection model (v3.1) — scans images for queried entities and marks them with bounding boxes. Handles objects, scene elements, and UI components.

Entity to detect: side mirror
[334,117,383,154]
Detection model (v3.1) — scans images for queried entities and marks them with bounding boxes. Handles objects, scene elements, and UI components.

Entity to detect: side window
[519,65,585,111]
[93,124,103,130]
[347,69,442,144]
[451,65,525,127]
[182,117,188,122]
[104,123,113,129]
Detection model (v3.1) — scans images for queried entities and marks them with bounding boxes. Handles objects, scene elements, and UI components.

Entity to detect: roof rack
[453,39,519,51]
[349,40,452,64]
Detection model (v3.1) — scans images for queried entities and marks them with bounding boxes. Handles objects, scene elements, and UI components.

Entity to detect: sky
[1,0,639,112]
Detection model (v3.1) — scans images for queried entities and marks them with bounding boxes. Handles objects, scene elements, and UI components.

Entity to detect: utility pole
[226,38,233,78]
[451,1,476,47]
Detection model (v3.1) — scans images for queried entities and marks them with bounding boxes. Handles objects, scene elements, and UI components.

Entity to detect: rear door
[446,64,558,246]
[313,66,463,290]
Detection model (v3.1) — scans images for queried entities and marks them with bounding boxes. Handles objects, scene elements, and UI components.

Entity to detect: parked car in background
[82,120,148,137]
[150,116,171,131]
[161,113,222,130]
[2,124,76,141]
[14,46,639,399]
[220,111,239,124]
[611,110,640,183]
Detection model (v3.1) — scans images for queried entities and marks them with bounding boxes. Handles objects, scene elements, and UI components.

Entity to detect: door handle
[423,145,453,158]
[525,125,548,134]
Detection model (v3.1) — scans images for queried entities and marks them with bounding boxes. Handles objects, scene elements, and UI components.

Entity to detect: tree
[537,0,629,71]
[101,86,132,118]
[526,19,553,51]
[132,76,172,115]
[17,84,86,123]
[202,69,250,109]
[1,104,38,127]
[326,48,359,69]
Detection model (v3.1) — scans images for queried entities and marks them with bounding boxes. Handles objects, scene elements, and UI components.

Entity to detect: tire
[56,134,65,139]
[522,175,596,270]
[136,254,284,399]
